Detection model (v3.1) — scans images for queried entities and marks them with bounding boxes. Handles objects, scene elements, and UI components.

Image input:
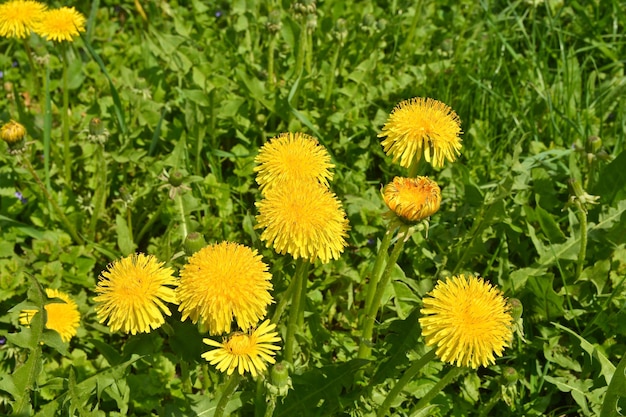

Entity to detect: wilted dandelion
[94,254,178,335]
[177,242,273,335]
[419,275,513,368]
[254,132,334,193]
[382,176,441,223]
[34,6,85,42]
[0,0,46,39]
[379,97,462,168]
[19,288,80,342]
[202,320,281,377]
[255,180,349,263]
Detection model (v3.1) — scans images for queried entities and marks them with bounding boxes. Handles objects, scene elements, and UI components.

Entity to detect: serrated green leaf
[115,214,136,255]
[600,354,626,417]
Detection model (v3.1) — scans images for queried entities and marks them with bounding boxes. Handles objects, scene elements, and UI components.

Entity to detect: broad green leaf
[600,354,626,417]
[115,214,136,256]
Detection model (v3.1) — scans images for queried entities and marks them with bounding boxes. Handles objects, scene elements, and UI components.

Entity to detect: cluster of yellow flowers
[0,0,85,42]
[379,97,513,368]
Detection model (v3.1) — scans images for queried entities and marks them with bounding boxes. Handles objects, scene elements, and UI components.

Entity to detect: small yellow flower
[0,0,46,39]
[1,120,27,154]
[254,132,334,193]
[19,288,80,342]
[255,180,350,263]
[202,320,281,377]
[419,275,513,369]
[177,242,274,335]
[94,254,178,335]
[382,176,441,223]
[379,97,462,168]
[33,6,86,42]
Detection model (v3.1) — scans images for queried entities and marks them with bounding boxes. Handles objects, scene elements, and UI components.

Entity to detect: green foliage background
[1,0,625,416]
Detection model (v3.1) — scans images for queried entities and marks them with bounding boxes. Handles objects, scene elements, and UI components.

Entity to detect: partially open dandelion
[94,254,178,335]
[379,97,462,168]
[255,180,349,263]
[33,6,85,42]
[1,119,27,154]
[202,320,281,377]
[382,176,441,224]
[0,0,46,39]
[177,242,273,335]
[19,288,80,342]
[254,132,334,193]
[419,275,513,368]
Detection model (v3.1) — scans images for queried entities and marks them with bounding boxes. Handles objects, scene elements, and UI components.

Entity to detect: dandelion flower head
[177,242,274,335]
[34,6,86,42]
[254,132,334,193]
[0,0,45,39]
[202,320,281,377]
[419,275,513,369]
[94,253,178,335]
[379,97,462,168]
[19,288,80,342]
[255,180,349,263]
[1,120,26,144]
[382,176,441,223]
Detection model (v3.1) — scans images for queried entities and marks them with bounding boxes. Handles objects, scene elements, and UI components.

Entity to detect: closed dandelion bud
[267,10,282,34]
[1,120,26,154]
[169,171,185,187]
[586,136,602,154]
[89,117,104,136]
[508,298,523,321]
[376,18,388,31]
[333,18,347,43]
[501,367,519,385]
[183,232,207,256]
[270,361,291,396]
[305,14,317,32]
[360,13,376,33]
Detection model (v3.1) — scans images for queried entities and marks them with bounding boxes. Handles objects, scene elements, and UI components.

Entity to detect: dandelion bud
[267,10,282,34]
[1,120,27,154]
[586,135,602,154]
[168,171,185,187]
[89,117,104,136]
[305,14,317,32]
[333,18,347,43]
[269,361,291,396]
[183,232,207,256]
[382,177,441,224]
[508,298,523,321]
[501,367,519,385]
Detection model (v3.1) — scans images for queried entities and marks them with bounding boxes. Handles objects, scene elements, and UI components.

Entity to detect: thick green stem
[61,45,72,183]
[376,348,437,417]
[267,36,276,91]
[358,226,409,359]
[410,366,465,414]
[21,156,83,245]
[176,193,188,240]
[283,258,308,364]
[214,373,242,417]
[323,44,341,106]
[270,272,297,324]
[88,145,107,240]
[362,229,395,325]
[402,0,423,55]
[294,25,306,79]
[575,203,588,280]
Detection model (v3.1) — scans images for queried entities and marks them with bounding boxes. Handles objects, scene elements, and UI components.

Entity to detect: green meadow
[1,0,625,416]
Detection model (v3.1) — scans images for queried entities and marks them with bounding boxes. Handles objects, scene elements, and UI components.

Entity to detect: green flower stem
[323,43,342,106]
[20,156,84,245]
[22,39,41,100]
[575,202,588,280]
[283,258,308,364]
[358,226,409,360]
[361,228,395,325]
[213,372,242,417]
[267,36,276,91]
[478,388,502,417]
[61,44,72,182]
[410,366,465,415]
[176,193,188,240]
[88,145,108,241]
[305,30,313,74]
[294,25,307,79]
[402,0,423,55]
[297,261,311,328]
[271,272,297,324]
[43,65,53,192]
[376,347,437,417]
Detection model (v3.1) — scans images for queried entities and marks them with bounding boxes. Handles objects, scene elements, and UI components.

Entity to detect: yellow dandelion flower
[1,119,26,144]
[0,0,46,39]
[33,6,85,42]
[177,242,274,335]
[255,180,350,263]
[419,275,513,369]
[202,320,281,377]
[379,97,462,168]
[19,288,80,342]
[382,176,441,223]
[254,132,334,193]
[94,253,178,335]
